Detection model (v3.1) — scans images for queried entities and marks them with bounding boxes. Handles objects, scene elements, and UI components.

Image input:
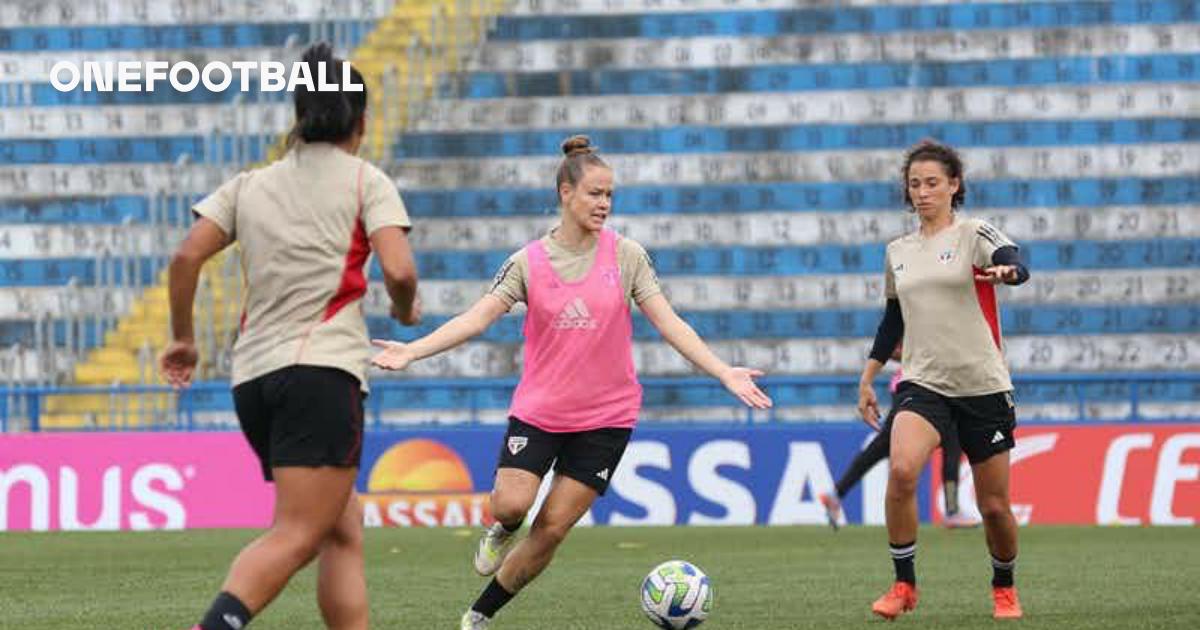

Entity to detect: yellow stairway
[41,0,508,429]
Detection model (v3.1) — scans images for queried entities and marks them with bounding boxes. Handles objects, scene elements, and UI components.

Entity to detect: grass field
[2,525,1198,629]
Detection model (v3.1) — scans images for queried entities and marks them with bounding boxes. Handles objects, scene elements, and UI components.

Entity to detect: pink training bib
[509,229,642,432]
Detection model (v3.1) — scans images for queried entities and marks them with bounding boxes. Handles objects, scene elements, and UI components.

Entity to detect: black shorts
[880,402,961,452]
[232,365,365,481]
[497,416,632,495]
[892,381,1016,465]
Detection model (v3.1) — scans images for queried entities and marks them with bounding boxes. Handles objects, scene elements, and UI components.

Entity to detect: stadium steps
[42,0,509,429]
[353,0,509,161]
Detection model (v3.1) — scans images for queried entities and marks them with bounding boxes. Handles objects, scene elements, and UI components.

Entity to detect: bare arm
[168,218,230,342]
[372,294,510,370]
[639,294,731,379]
[639,294,771,409]
[370,226,420,324]
[161,217,230,387]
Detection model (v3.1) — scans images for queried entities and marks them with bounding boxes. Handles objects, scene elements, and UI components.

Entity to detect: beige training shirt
[193,142,411,389]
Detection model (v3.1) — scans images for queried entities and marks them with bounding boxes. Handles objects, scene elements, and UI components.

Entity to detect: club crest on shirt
[507,436,528,455]
[601,267,619,287]
[937,248,956,264]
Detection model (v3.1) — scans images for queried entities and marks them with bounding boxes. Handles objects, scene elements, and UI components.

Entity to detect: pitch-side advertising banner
[354,425,910,528]
[1,423,1196,531]
[0,433,273,531]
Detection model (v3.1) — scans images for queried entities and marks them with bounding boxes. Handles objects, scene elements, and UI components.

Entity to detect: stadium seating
[366,0,1198,421]
[1,0,1197,427]
[0,0,506,426]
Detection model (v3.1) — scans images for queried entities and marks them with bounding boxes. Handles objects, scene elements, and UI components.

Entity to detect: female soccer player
[160,43,421,630]
[371,135,772,630]
[857,140,1029,620]
[819,345,978,530]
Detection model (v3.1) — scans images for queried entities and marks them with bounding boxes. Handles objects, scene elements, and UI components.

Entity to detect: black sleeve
[992,245,1030,285]
[868,298,904,363]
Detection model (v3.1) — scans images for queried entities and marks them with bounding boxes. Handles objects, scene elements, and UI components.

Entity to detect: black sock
[992,555,1016,588]
[836,432,890,497]
[199,592,252,630]
[943,479,960,516]
[471,578,516,618]
[890,541,916,585]
[499,518,522,534]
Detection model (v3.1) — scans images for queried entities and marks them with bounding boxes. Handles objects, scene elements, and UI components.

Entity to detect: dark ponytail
[290,42,368,146]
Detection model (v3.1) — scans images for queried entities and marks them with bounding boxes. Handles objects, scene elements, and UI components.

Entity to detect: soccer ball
[639,560,713,629]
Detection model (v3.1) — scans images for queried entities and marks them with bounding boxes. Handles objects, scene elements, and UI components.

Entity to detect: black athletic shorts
[892,381,1016,464]
[497,416,632,495]
[232,365,365,481]
[880,402,961,452]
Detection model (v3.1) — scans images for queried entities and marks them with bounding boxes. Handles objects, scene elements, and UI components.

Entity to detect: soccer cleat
[992,586,1023,619]
[817,493,842,531]
[871,581,919,620]
[460,610,490,629]
[473,522,518,576]
[942,511,982,528]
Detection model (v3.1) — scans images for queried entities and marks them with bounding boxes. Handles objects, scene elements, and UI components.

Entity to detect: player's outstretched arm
[371,294,509,370]
[638,294,772,409]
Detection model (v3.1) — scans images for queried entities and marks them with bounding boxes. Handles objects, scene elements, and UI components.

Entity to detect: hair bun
[561,135,594,156]
[301,42,335,66]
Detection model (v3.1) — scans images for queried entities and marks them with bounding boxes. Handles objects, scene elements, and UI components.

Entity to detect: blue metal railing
[3,372,1198,432]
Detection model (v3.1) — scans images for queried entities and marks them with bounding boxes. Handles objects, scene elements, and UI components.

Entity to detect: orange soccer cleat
[871,581,919,620]
[992,586,1023,619]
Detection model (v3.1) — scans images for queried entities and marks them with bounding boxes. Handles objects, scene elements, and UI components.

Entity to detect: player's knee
[976,494,1011,522]
[490,490,534,525]
[328,503,364,550]
[273,523,327,563]
[888,459,922,491]
[529,518,571,549]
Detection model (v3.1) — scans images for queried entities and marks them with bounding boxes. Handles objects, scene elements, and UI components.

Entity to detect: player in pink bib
[372,135,772,630]
[508,226,641,433]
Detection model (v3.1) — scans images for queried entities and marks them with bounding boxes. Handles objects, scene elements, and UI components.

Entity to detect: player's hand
[974,265,1018,285]
[720,367,773,409]
[371,339,415,370]
[159,340,199,389]
[857,383,881,430]
[391,294,422,326]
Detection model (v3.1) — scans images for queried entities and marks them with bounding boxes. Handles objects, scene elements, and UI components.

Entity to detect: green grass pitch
[2,525,1197,629]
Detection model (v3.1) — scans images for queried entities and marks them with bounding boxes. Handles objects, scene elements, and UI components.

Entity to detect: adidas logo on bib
[554,297,598,330]
[991,430,1005,444]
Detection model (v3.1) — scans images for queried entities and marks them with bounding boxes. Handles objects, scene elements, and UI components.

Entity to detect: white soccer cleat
[460,610,490,630]
[473,522,518,576]
[818,492,842,531]
[943,511,982,529]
